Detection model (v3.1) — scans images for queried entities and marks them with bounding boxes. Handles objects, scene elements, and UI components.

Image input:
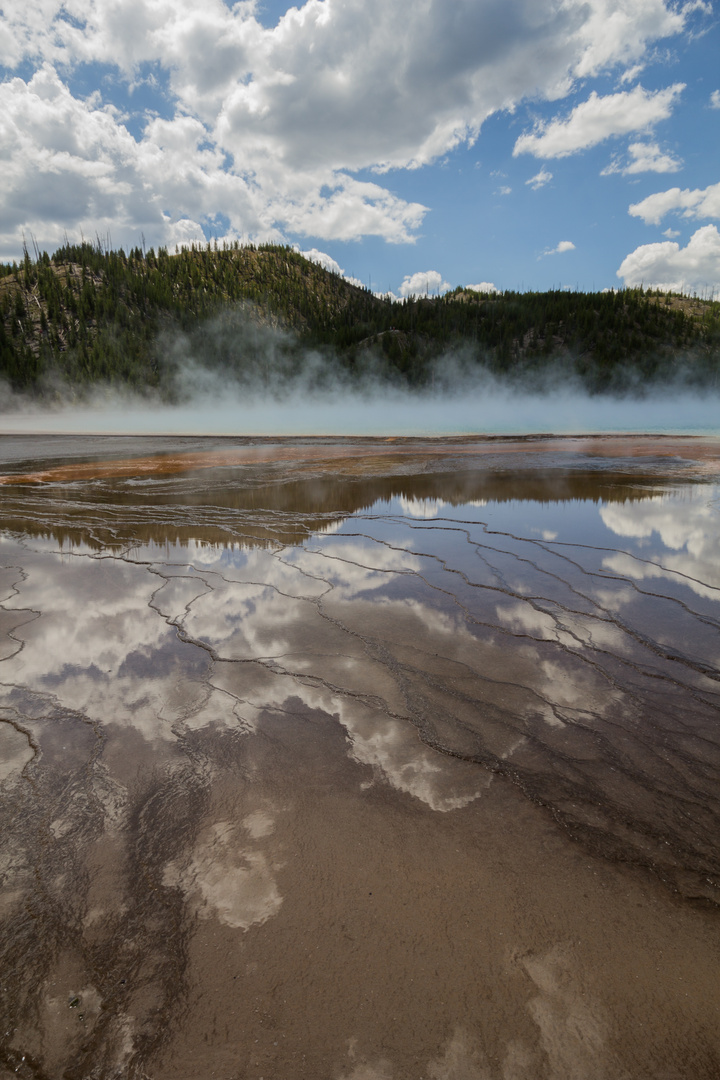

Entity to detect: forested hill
[1,240,719,399]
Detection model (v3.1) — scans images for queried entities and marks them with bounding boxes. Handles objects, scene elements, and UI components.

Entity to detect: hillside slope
[1,242,719,398]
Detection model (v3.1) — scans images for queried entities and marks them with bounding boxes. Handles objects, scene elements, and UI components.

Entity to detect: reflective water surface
[1,435,720,1080]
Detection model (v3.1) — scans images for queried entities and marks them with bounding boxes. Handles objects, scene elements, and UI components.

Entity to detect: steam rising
[2,307,719,436]
[3,389,720,436]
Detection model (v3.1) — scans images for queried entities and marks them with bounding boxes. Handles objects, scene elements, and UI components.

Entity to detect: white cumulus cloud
[399,270,452,298]
[710,90,720,109]
[628,181,720,225]
[616,224,720,292]
[544,240,576,255]
[465,282,499,293]
[601,140,682,176]
[513,83,684,159]
[526,168,553,189]
[0,0,700,255]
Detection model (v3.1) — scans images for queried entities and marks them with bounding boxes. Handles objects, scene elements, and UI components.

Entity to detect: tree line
[1,240,718,399]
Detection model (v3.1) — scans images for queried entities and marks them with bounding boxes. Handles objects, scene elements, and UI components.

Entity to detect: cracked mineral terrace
[0,433,719,1079]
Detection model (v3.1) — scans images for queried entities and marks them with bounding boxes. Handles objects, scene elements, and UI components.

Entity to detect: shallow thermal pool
[1,434,719,1079]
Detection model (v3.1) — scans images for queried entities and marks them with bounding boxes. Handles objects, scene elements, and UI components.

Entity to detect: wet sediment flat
[1,434,720,1079]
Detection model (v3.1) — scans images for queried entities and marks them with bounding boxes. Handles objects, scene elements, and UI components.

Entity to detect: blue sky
[1,0,718,296]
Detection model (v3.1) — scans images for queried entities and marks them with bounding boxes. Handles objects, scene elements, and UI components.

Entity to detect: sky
[0,0,719,298]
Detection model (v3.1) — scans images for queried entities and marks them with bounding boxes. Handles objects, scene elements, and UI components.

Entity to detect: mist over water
[2,384,720,436]
[3,307,720,435]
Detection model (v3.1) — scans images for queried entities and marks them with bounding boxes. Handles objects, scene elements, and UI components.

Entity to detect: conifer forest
[1,241,719,401]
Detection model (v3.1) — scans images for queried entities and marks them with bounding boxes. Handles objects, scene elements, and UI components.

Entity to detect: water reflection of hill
[0,468,680,551]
